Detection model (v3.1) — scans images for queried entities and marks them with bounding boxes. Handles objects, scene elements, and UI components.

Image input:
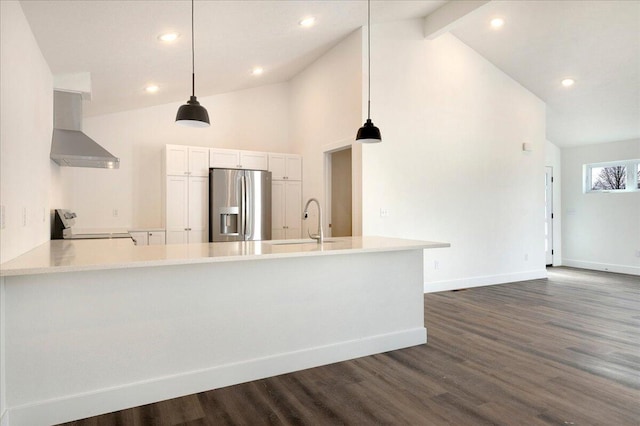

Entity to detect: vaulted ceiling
[20,0,640,147]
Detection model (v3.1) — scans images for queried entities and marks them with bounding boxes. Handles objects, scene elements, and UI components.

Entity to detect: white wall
[561,138,640,275]
[361,22,547,291]
[0,2,54,420]
[289,30,363,236]
[545,140,562,265]
[66,83,290,229]
[0,1,55,263]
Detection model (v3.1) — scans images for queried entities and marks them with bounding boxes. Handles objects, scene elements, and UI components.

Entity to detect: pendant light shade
[356,118,381,142]
[356,0,381,143]
[176,0,210,127]
[176,96,210,128]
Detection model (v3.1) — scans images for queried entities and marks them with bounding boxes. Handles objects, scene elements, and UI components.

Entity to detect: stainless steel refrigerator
[209,168,272,242]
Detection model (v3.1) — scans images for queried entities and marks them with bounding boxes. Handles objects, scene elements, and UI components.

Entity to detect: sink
[267,238,343,246]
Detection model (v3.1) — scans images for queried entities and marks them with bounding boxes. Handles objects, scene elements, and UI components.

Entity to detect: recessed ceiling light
[145,85,159,93]
[561,78,575,87]
[158,33,180,42]
[299,17,316,28]
[490,18,505,29]
[252,67,264,76]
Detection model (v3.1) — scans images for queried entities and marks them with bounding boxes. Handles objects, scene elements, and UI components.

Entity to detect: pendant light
[176,0,210,127]
[356,0,381,143]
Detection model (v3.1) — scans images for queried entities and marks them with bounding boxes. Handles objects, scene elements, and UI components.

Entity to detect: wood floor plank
[60,267,640,425]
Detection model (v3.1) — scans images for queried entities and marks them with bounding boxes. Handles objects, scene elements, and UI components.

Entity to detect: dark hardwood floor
[62,267,640,425]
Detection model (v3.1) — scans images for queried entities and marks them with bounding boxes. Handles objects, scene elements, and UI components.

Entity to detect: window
[584,159,640,193]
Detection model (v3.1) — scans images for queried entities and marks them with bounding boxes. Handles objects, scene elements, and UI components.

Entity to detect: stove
[52,209,132,240]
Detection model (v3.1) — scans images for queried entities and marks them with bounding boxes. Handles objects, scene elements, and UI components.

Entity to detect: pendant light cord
[191,0,195,97]
[367,0,371,120]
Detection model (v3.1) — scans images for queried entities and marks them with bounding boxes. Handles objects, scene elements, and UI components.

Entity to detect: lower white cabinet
[165,175,208,244]
[130,230,166,246]
[272,180,302,239]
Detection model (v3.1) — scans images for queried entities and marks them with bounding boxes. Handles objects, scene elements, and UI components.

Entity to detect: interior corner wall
[289,30,363,237]
[545,140,562,266]
[561,139,640,275]
[0,0,54,264]
[68,83,290,230]
[361,20,547,291]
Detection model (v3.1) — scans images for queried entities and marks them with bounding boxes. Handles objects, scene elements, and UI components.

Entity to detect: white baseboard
[562,259,640,276]
[424,269,548,293]
[7,328,426,426]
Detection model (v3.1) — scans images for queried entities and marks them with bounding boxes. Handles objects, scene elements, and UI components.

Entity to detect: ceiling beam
[424,0,491,40]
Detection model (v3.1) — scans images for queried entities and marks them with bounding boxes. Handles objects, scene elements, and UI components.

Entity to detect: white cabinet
[165,145,209,176]
[165,175,209,244]
[272,180,302,239]
[268,154,302,181]
[129,231,148,246]
[270,153,302,239]
[130,230,166,246]
[148,231,166,245]
[210,148,268,170]
[187,176,209,243]
[164,145,210,244]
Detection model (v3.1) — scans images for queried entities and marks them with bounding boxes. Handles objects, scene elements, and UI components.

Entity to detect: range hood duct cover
[50,91,119,169]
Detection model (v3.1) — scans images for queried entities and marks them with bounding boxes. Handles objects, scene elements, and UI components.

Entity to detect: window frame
[583,159,640,193]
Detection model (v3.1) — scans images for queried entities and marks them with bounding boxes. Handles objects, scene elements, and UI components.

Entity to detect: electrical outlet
[379,208,390,217]
[113,209,119,217]
[524,253,529,261]
[22,207,27,227]
[434,261,439,270]
[635,250,640,258]
[0,205,5,229]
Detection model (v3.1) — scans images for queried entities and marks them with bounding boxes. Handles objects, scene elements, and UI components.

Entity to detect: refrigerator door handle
[240,174,247,238]
[245,174,252,239]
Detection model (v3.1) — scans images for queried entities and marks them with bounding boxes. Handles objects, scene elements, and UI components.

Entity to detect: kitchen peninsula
[1,236,449,426]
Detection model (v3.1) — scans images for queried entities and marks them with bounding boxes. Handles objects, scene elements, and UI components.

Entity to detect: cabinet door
[148,231,166,245]
[165,176,189,244]
[188,176,209,243]
[268,154,286,180]
[284,181,302,239]
[271,180,285,237]
[210,148,240,169]
[129,232,148,246]
[189,147,210,176]
[166,230,187,244]
[166,145,189,175]
[285,155,302,181]
[240,151,268,170]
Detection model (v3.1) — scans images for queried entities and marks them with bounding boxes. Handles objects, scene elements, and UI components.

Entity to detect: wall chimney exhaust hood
[50,90,119,169]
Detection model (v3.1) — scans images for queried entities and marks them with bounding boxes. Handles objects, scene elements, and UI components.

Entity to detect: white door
[189,147,210,176]
[284,181,302,239]
[188,176,209,243]
[271,180,285,239]
[166,176,189,244]
[545,166,554,265]
[166,145,188,175]
[210,148,240,169]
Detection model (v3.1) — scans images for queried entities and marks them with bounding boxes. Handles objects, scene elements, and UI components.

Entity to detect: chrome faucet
[303,198,324,243]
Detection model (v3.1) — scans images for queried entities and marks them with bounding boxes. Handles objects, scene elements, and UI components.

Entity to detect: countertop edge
[0,238,450,277]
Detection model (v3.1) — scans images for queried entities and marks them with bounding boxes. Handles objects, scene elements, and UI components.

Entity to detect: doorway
[328,147,352,237]
[545,166,554,266]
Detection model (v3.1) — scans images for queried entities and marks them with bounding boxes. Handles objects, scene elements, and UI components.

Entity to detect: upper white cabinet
[210,148,268,171]
[268,154,302,181]
[165,145,210,176]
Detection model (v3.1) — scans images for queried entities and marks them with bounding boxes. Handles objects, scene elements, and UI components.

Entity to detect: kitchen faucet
[303,198,324,244]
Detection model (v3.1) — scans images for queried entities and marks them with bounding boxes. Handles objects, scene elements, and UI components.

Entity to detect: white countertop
[0,236,450,277]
